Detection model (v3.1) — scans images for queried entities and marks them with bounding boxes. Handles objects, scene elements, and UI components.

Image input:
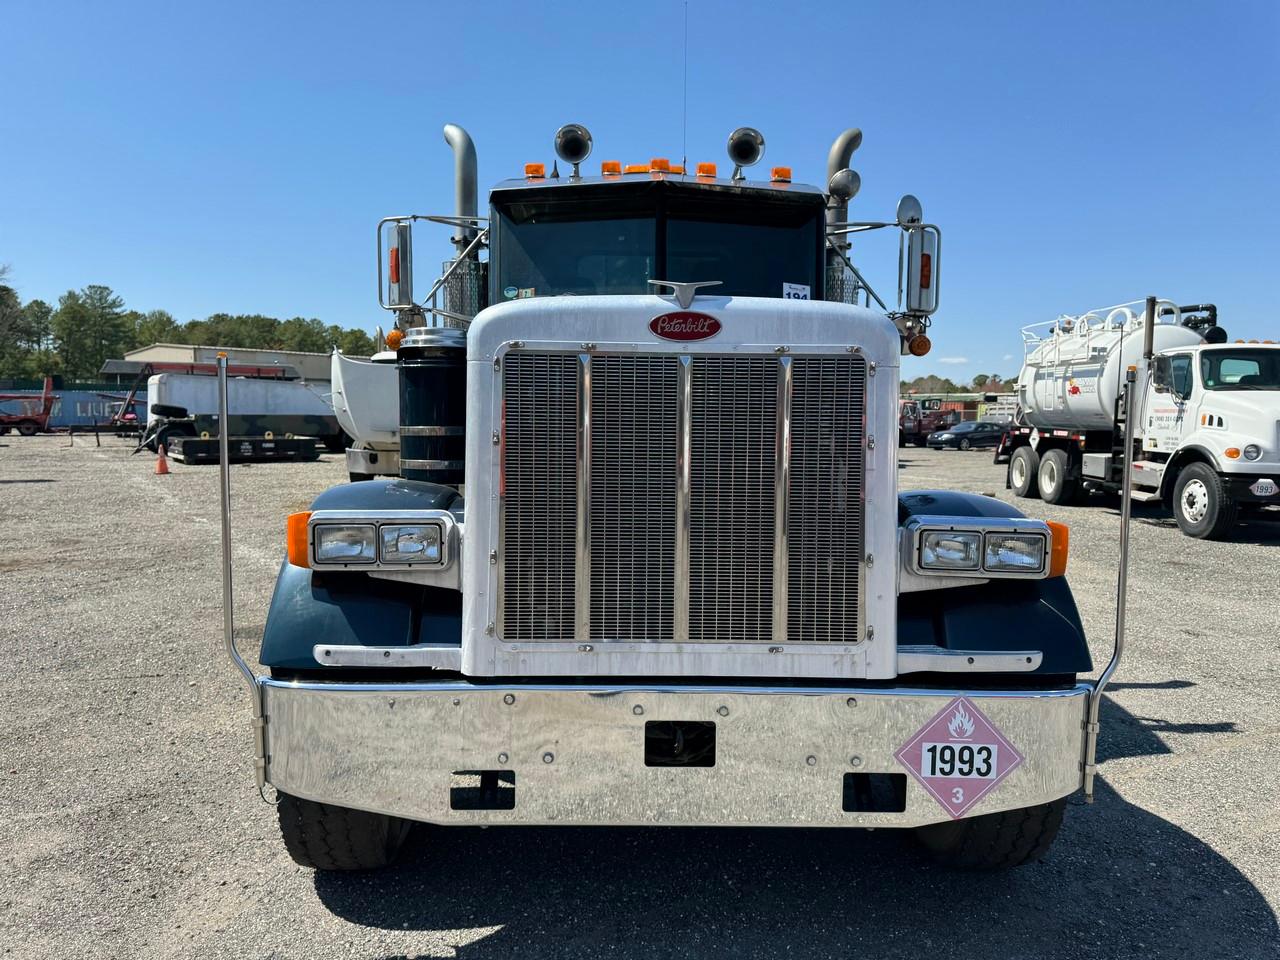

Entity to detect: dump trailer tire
[1172,462,1239,540]
[277,793,412,871]
[1037,448,1077,504]
[914,796,1067,869]
[1009,446,1040,498]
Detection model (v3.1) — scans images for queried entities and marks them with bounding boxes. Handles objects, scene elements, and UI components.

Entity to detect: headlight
[920,530,981,570]
[314,524,377,563]
[1243,444,1262,461]
[380,523,443,564]
[983,532,1046,573]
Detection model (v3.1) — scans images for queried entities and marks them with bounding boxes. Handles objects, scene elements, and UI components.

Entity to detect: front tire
[1037,448,1077,504]
[16,420,38,437]
[1172,462,1238,539]
[277,793,412,871]
[1009,446,1040,498]
[914,797,1067,869]
[959,438,971,451]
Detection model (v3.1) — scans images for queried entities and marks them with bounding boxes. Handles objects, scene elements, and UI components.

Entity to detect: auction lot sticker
[895,697,1023,818]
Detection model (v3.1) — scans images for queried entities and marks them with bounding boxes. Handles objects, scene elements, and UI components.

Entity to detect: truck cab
[1143,342,1280,536]
[234,124,1102,873]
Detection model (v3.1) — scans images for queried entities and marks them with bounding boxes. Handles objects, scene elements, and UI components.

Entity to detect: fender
[1159,443,1217,499]
[260,478,464,672]
[897,491,1092,677]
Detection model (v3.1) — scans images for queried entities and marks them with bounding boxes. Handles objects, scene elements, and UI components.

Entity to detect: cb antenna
[681,0,688,172]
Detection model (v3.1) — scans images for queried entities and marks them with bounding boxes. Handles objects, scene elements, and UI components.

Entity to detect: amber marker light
[1046,521,1069,577]
[696,162,717,177]
[770,166,792,182]
[385,328,404,350]
[908,334,932,357]
[623,163,648,174]
[287,511,313,568]
[601,160,622,175]
[1224,447,1241,459]
[524,162,545,178]
[650,157,671,172]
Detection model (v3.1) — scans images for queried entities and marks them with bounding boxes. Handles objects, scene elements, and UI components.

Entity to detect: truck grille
[500,351,866,644]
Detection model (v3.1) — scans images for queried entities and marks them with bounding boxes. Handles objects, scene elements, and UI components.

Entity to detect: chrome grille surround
[498,349,865,647]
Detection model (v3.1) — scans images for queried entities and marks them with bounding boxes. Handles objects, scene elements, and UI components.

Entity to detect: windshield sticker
[503,285,518,299]
[517,288,536,299]
[783,282,810,300]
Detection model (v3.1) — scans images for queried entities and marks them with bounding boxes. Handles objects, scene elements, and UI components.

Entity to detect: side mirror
[384,222,415,308]
[1152,356,1171,392]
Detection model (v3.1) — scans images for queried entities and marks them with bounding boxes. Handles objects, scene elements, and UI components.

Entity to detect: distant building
[99,343,361,384]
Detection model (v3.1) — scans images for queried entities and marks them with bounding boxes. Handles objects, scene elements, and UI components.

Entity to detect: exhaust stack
[826,128,863,231]
[443,123,478,254]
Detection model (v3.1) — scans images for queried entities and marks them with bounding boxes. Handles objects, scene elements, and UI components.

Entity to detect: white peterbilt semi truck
[998,302,1279,538]
[218,122,1125,873]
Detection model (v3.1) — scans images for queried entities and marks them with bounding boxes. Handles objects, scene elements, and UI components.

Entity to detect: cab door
[1147,353,1194,453]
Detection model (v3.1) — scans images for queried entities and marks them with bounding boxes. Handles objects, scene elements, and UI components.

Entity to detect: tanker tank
[1016,302,1205,432]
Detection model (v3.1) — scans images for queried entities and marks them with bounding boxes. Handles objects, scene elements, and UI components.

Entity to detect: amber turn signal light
[287,511,312,568]
[1046,521,1069,578]
[907,334,932,357]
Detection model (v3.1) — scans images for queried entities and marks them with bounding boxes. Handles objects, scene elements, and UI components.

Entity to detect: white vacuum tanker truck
[997,300,1280,538]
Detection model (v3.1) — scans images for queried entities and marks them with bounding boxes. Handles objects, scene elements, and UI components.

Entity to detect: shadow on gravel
[313,693,1276,960]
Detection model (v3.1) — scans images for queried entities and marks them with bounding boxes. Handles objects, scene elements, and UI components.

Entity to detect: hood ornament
[648,279,722,310]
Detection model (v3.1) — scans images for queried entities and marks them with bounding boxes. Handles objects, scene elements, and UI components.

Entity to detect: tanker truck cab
[227,124,1109,874]
[1146,342,1280,536]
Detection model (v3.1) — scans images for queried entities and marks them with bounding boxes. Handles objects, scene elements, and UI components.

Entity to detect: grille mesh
[501,354,578,640]
[590,356,678,640]
[690,357,777,642]
[787,357,866,643]
[499,350,865,646]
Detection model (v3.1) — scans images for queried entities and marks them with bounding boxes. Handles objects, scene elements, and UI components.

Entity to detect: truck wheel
[914,796,1066,869]
[16,420,39,437]
[1173,462,1239,539]
[1009,447,1040,498]
[1037,449,1077,504]
[277,792,412,871]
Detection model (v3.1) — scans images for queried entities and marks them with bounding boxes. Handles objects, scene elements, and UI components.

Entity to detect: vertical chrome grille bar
[674,355,692,642]
[772,356,792,643]
[574,352,592,641]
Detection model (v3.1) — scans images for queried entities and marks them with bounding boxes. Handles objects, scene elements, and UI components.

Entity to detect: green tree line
[0,270,376,380]
[901,373,1017,394]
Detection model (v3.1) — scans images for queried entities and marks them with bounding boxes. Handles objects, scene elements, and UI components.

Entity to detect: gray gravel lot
[1,435,1277,959]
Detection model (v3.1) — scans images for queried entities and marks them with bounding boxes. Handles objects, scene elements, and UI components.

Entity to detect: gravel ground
[1,434,1277,959]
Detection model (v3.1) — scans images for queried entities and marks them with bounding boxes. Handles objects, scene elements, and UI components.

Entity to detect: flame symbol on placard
[948,703,975,739]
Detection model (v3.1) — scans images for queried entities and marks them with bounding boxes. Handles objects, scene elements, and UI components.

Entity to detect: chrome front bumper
[261,679,1088,828]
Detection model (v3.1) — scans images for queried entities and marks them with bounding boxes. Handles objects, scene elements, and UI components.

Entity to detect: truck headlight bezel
[298,509,458,571]
[1243,444,1262,461]
[904,515,1064,580]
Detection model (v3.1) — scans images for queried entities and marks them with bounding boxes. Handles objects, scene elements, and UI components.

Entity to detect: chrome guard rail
[217,355,269,797]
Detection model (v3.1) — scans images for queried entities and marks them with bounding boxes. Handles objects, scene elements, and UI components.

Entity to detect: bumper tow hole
[450,770,515,810]
[644,721,716,767]
[842,772,907,813]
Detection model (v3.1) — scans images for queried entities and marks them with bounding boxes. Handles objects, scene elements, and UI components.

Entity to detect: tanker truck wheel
[1009,447,1040,498]
[277,792,412,871]
[914,796,1066,869]
[1173,463,1239,540]
[1037,449,1078,505]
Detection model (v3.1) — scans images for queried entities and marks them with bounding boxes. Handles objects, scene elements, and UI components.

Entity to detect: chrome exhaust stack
[443,123,478,254]
[826,128,863,232]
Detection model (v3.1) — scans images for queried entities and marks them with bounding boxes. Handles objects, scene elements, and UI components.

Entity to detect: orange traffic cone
[155,443,171,476]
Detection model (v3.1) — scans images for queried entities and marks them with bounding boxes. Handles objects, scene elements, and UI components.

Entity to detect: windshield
[492,191,822,302]
[948,422,976,433]
[1200,350,1280,391]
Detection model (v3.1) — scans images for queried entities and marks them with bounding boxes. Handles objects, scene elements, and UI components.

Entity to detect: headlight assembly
[920,530,981,570]
[983,532,1046,573]
[904,515,1065,581]
[314,524,377,564]
[380,524,443,564]
[1243,444,1262,461]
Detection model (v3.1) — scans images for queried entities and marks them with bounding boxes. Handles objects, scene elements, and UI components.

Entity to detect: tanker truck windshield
[1200,349,1280,390]
[492,187,823,300]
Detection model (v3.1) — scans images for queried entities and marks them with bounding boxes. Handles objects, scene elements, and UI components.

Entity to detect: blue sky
[2,0,1276,381]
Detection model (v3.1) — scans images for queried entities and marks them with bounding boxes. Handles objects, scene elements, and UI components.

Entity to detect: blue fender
[897,491,1092,676]
[259,478,464,671]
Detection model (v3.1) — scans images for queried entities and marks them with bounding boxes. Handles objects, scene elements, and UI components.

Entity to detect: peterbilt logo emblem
[649,311,721,341]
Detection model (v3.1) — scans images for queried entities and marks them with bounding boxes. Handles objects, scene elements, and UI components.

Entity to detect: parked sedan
[926,420,1006,450]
